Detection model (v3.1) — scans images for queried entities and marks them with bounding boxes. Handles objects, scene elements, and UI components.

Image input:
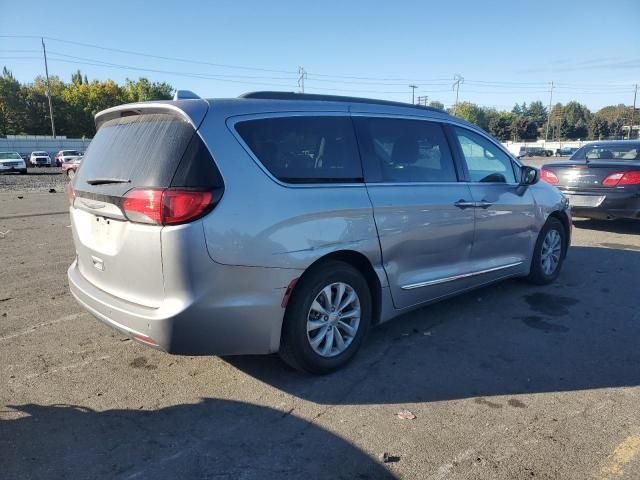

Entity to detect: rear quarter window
[235,116,363,183]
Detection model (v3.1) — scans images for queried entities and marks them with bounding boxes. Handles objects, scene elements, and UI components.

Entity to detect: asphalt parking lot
[1,164,640,479]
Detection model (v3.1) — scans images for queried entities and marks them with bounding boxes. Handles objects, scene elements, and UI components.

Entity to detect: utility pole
[41,38,56,139]
[452,74,464,115]
[630,83,638,140]
[297,66,307,94]
[544,81,554,143]
[416,95,429,106]
[409,85,418,104]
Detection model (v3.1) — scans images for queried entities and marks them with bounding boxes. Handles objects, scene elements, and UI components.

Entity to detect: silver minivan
[67,92,571,374]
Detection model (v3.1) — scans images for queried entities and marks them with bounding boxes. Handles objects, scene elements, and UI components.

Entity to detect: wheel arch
[288,250,383,325]
[547,210,571,258]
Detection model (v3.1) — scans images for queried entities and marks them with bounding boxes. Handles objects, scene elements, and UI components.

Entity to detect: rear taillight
[541,169,559,184]
[66,182,75,206]
[602,171,640,187]
[121,188,214,225]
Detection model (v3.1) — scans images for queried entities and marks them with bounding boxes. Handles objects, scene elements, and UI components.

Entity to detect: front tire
[526,217,566,285]
[279,261,371,374]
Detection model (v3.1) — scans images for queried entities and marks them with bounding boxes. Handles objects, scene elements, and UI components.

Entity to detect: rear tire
[526,217,566,285]
[279,260,371,374]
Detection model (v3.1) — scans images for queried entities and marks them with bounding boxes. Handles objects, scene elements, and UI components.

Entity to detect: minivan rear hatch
[69,100,222,307]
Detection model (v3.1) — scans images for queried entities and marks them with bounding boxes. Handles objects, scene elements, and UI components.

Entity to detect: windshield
[33,151,48,156]
[0,152,22,160]
[63,150,80,156]
[573,143,640,161]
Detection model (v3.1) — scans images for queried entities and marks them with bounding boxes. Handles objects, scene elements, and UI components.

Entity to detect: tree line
[0,67,636,141]
[0,68,173,138]
[430,99,636,142]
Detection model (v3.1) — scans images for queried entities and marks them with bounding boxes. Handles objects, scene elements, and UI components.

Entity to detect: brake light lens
[541,168,559,184]
[602,171,640,187]
[66,182,75,206]
[121,188,214,225]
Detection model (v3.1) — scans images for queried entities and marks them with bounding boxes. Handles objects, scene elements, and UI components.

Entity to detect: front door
[449,126,536,283]
[353,116,476,309]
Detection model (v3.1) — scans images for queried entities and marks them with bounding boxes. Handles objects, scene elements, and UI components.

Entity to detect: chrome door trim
[401,261,524,290]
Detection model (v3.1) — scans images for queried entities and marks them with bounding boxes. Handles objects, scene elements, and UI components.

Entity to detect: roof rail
[239,91,446,113]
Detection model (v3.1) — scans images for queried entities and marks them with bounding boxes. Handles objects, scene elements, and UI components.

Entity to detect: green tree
[449,102,488,131]
[428,100,444,110]
[563,101,591,139]
[588,116,609,140]
[0,67,26,134]
[122,78,173,102]
[524,100,547,128]
[609,117,624,139]
[487,111,515,141]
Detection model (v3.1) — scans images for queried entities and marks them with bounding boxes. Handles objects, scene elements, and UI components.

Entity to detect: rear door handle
[454,200,476,209]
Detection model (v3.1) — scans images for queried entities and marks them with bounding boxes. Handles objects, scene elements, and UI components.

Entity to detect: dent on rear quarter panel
[195,111,382,272]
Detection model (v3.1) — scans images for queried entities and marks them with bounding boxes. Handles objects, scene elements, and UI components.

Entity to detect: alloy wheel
[541,229,562,276]
[306,282,361,357]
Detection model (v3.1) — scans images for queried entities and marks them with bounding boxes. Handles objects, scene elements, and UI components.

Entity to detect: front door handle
[454,200,476,209]
[476,201,493,209]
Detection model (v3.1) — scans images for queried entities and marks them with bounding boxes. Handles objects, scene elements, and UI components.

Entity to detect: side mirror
[520,166,539,185]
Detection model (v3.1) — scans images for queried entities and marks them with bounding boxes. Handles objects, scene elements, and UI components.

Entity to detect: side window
[235,116,362,183]
[453,127,516,183]
[353,117,457,183]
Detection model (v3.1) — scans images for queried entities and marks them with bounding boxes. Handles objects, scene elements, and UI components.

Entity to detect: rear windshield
[63,150,80,155]
[74,113,197,196]
[573,144,640,161]
[33,152,48,155]
[235,116,362,183]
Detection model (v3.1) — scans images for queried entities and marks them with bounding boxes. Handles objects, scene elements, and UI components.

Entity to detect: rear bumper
[68,257,300,355]
[562,189,640,220]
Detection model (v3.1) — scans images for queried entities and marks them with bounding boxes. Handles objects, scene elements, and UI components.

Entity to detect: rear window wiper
[85,177,131,186]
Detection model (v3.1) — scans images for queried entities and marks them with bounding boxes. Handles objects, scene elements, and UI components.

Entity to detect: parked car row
[0,150,84,175]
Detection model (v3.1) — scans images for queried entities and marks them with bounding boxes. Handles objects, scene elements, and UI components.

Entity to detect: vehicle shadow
[226,245,640,405]
[573,218,639,235]
[1,399,395,480]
